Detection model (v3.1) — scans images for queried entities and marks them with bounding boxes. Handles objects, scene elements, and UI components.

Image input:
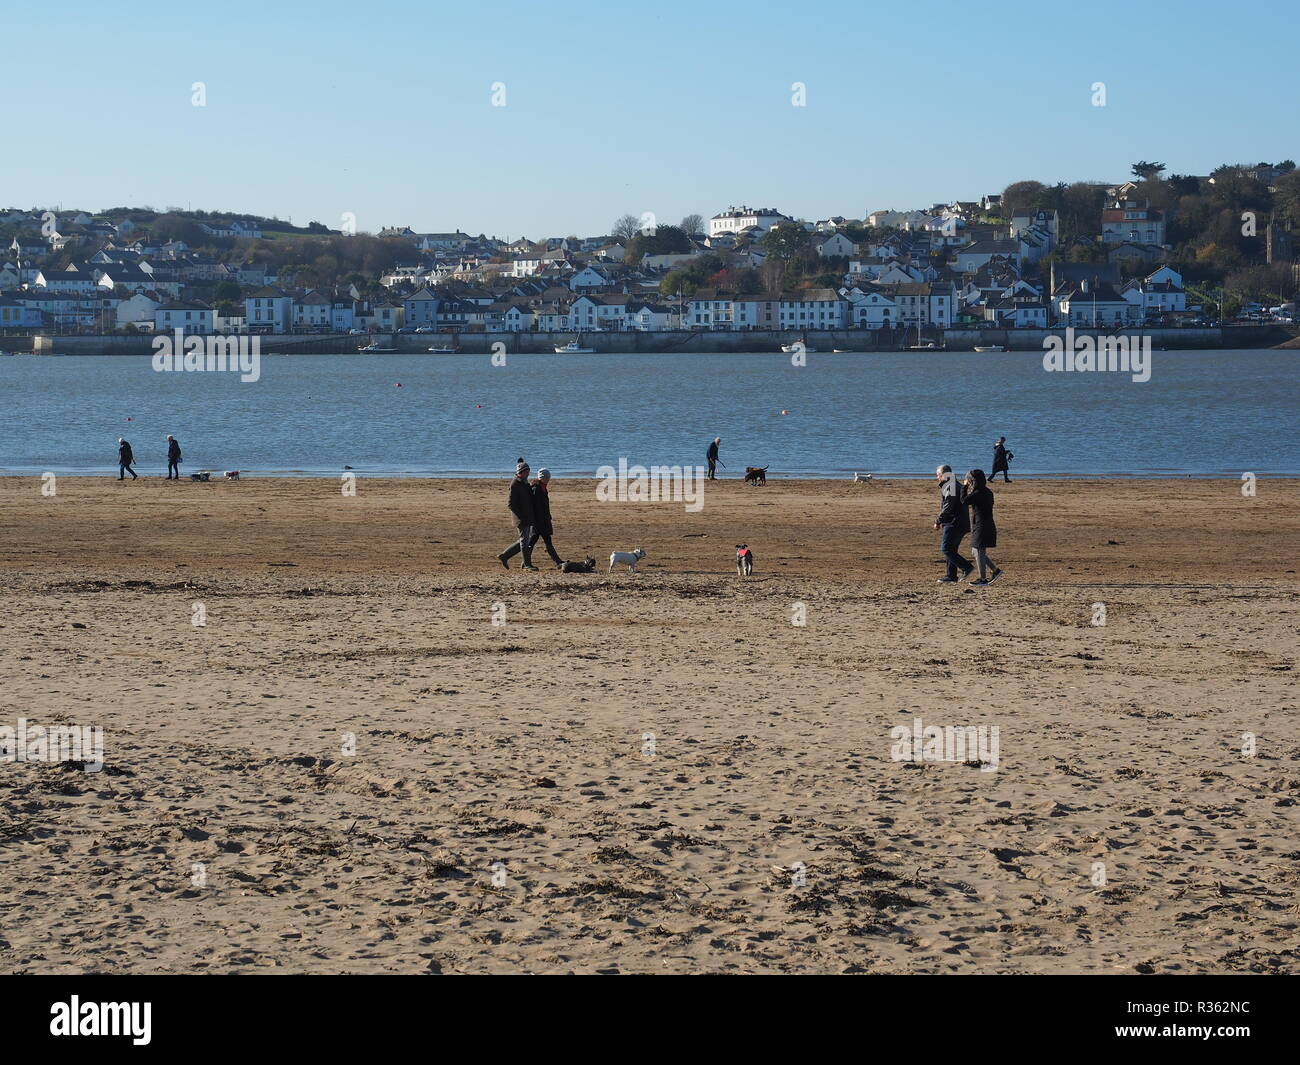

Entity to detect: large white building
[709,206,789,238]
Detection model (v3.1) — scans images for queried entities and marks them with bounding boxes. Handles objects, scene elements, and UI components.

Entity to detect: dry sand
[0,474,1296,974]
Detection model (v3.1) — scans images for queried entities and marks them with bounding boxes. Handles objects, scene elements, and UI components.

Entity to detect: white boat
[781,336,816,353]
[907,341,938,350]
[427,345,460,354]
[359,342,397,353]
[973,344,1006,352]
[554,341,594,353]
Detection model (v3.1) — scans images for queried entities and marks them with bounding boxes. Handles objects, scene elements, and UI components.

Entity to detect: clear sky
[3,0,1295,239]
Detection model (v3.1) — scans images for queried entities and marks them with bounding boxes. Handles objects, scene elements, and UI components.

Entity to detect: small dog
[224,470,240,480]
[735,543,754,576]
[743,465,769,486]
[853,472,872,483]
[608,548,646,573]
[561,557,597,573]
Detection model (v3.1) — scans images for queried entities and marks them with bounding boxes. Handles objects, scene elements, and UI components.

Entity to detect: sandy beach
[0,474,1296,974]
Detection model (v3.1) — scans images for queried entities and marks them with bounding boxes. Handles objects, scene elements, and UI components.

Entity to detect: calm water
[1,350,1296,478]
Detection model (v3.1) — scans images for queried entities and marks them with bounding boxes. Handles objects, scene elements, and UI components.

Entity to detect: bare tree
[612,214,641,241]
[679,214,704,237]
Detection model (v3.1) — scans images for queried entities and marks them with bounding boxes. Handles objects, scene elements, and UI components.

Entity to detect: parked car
[414,326,435,334]
[397,326,416,334]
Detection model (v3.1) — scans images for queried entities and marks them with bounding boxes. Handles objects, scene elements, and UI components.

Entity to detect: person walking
[933,463,973,583]
[117,438,137,480]
[706,437,722,480]
[526,468,565,569]
[166,435,182,480]
[497,458,538,571]
[963,469,1002,586]
[991,437,1013,483]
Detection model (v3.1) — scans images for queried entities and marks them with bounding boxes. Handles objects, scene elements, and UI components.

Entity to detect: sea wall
[19,323,1299,356]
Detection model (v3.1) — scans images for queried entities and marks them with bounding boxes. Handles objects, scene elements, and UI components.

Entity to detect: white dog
[608,548,646,573]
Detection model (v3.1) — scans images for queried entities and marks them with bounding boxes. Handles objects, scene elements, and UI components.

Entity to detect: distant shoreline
[6,323,1299,356]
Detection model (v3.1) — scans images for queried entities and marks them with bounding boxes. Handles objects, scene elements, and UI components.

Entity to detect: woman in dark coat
[963,468,1002,585]
[117,438,137,480]
[527,468,564,567]
[991,437,1012,482]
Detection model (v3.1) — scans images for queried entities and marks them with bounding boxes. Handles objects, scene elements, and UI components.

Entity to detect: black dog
[743,465,769,486]
[560,556,597,573]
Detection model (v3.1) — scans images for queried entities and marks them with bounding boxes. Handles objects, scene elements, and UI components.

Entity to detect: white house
[115,292,162,329]
[847,290,898,330]
[155,301,213,335]
[816,233,857,259]
[245,286,293,332]
[880,281,956,328]
[501,304,536,332]
[775,289,849,330]
[709,206,789,238]
[1101,200,1166,246]
[1057,280,1140,327]
[293,290,331,330]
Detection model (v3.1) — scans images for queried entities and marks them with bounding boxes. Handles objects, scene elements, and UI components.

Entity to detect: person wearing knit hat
[498,459,538,570]
[524,468,564,569]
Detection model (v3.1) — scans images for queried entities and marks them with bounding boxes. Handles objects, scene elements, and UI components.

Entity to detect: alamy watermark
[1043,328,1151,383]
[1,718,103,772]
[152,330,261,383]
[890,716,1000,773]
[595,458,705,512]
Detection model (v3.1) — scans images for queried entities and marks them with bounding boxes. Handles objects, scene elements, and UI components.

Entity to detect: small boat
[907,341,938,350]
[973,344,1005,352]
[781,336,816,353]
[427,345,460,354]
[359,342,398,353]
[554,340,594,354]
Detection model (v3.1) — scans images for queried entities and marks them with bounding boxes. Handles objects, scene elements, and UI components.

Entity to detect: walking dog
[735,544,754,576]
[743,465,769,485]
[608,548,646,573]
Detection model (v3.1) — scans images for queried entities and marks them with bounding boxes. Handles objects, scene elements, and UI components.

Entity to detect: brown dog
[743,465,768,486]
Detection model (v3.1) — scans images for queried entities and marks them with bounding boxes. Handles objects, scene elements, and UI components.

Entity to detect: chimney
[1081,279,1089,294]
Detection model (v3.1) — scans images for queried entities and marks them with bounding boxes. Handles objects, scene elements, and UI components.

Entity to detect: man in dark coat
[525,468,564,568]
[963,468,1002,585]
[497,459,538,570]
[933,463,974,582]
[166,435,182,480]
[991,437,1012,482]
[117,438,137,480]
[706,437,721,480]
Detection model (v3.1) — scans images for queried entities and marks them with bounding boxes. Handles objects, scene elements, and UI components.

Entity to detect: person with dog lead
[117,438,137,480]
[706,437,721,480]
[962,468,1003,586]
[933,464,974,583]
[166,435,182,480]
[992,437,1013,483]
[526,468,564,569]
[497,459,538,571]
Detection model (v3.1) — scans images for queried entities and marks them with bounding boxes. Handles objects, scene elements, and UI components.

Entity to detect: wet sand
[0,475,1296,973]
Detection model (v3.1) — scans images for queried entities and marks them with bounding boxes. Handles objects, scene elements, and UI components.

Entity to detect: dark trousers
[118,463,137,480]
[940,525,973,580]
[707,460,717,480]
[500,525,534,566]
[528,531,562,566]
[167,461,179,479]
[993,466,1010,482]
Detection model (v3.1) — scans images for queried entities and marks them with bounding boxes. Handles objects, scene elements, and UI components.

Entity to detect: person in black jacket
[525,468,564,568]
[932,463,974,582]
[962,468,1002,585]
[166,435,182,480]
[497,459,538,570]
[706,437,721,480]
[117,438,137,480]
[991,437,1012,482]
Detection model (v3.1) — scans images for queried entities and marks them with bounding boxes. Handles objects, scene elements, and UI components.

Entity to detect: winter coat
[118,441,134,466]
[965,485,997,549]
[936,480,970,535]
[508,476,536,528]
[168,439,182,462]
[530,482,554,536]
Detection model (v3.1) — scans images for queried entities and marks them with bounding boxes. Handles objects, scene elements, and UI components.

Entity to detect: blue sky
[3,0,1295,238]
